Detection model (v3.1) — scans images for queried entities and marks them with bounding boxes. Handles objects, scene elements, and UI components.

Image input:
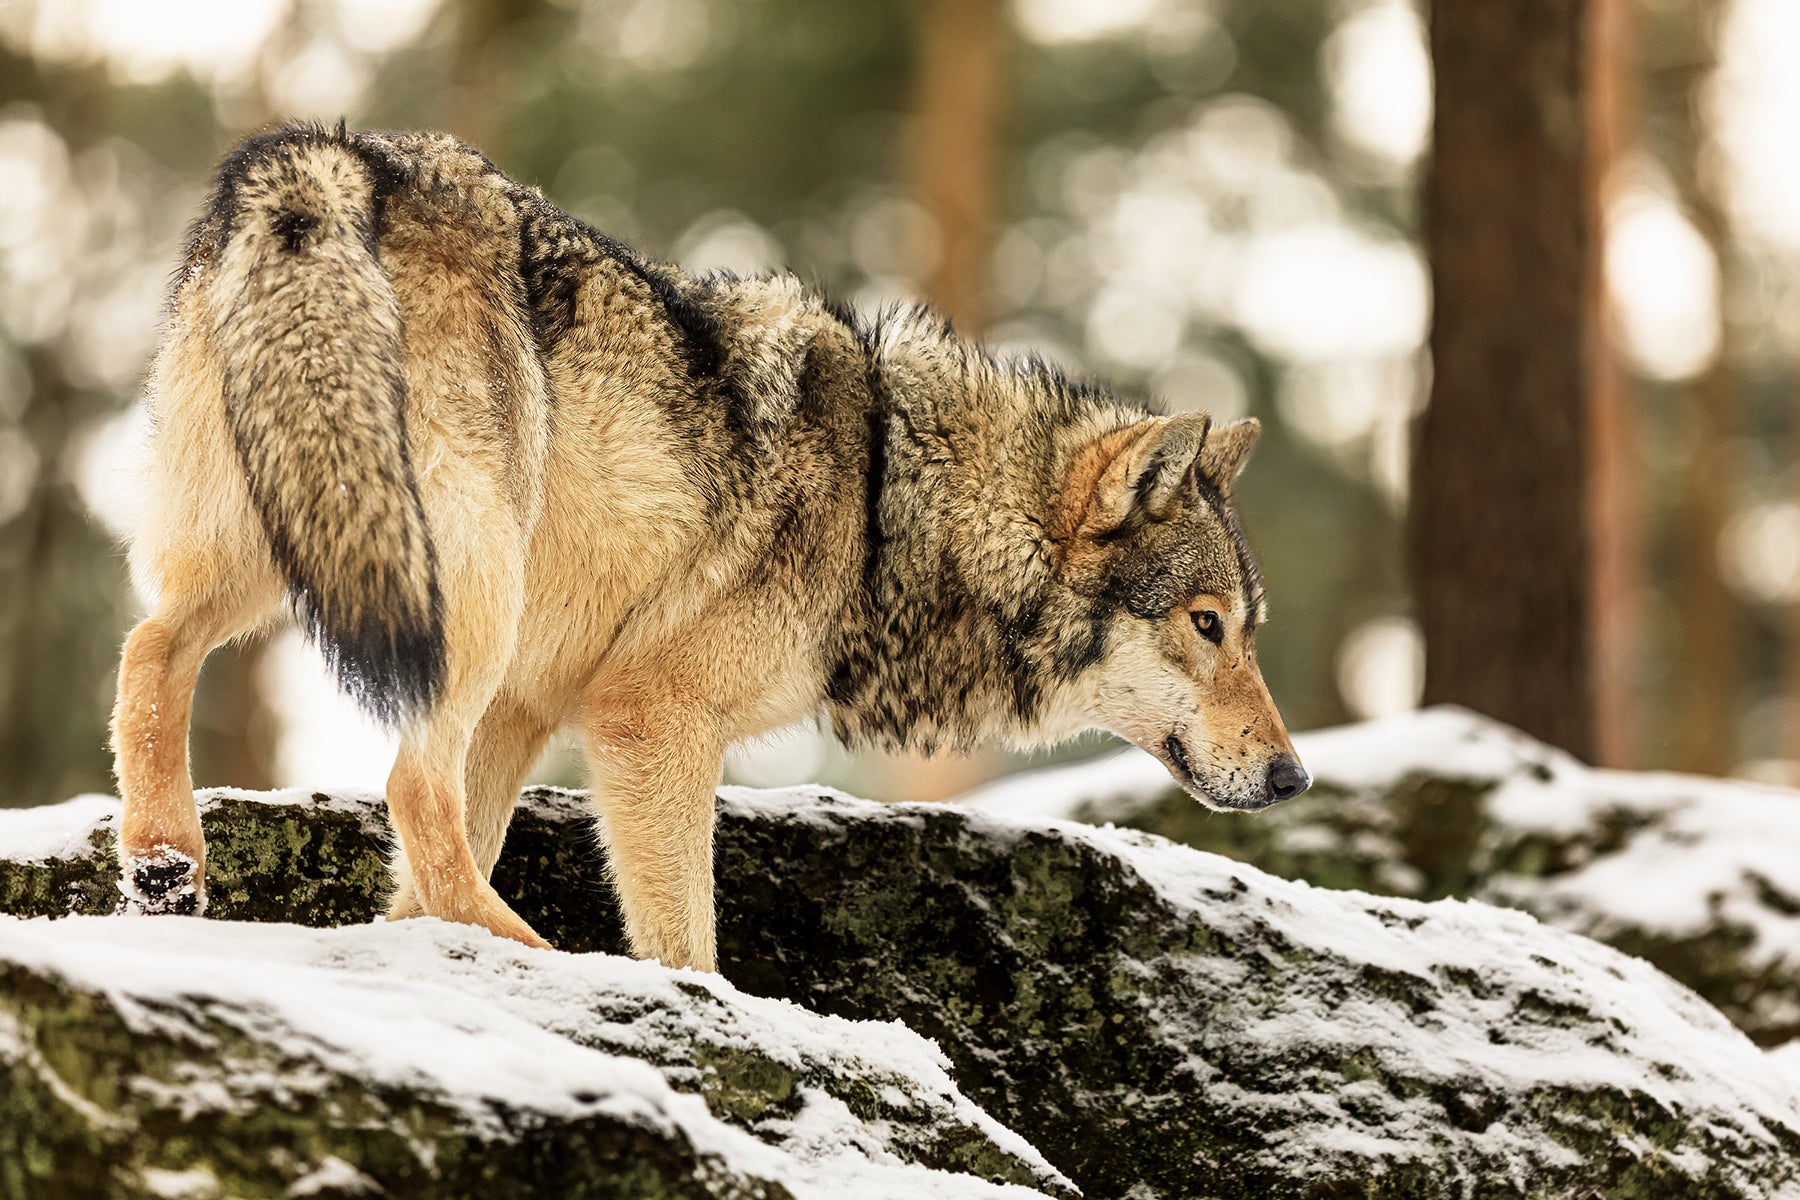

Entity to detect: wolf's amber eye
[1191,609,1222,645]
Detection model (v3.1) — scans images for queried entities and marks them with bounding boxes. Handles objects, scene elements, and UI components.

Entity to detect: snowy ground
[7,743,1800,1196]
[961,705,1800,1054]
[1297,709,1800,969]
[952,804,1800,1183]
[0,911,1065,1199]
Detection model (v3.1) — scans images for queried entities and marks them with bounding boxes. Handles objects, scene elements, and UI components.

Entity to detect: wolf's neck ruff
[817,307,1152,753]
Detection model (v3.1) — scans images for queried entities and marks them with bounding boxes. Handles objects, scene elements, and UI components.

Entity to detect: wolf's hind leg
[113,581,278,915]
[385,726,550,948]
[379,518,548,948]
[583,700,724,972]
[386,698,551,920]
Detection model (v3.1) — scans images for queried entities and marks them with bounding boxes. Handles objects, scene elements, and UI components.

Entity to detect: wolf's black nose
[1267,757,1310,802]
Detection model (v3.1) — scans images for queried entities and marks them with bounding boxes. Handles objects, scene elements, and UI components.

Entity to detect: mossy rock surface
[965,707,1800,1049]
[5,779,1800,1199]
[0,907,1067,1200]
[1,792,1068,1200]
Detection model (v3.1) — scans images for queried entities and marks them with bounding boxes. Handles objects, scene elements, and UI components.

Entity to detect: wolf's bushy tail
[204,124,442,724]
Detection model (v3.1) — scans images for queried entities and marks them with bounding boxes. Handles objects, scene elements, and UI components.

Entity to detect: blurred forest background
[0,0,1796,807]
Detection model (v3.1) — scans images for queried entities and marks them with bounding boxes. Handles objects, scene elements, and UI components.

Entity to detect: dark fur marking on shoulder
[509,188,733,398]
[822,296,867,342]
[820,320,889,711]
[824,324,894,707]
[990,603,1045,721]
[343,132,416,257]
[1056,617,1110,679]
[515,207,587,355]
[858,358,890,594]
[630,264,745,433]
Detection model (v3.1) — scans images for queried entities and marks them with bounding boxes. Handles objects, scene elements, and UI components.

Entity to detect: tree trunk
[1585,0,1640,768]
[1667,0,1738,776]
[910,0,1010,332]
[1416,0,1603,760]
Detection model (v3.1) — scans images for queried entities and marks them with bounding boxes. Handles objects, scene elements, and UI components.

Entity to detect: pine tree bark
[1416,0,1604,759]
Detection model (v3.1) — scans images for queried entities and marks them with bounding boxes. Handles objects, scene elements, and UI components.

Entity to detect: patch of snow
[952,748,1169,824]
[0,793,119,862]
[716,783,878,828]
[140,1165,221,1199]
[0,913,1060,1199]
[1771,1042,1800,1093]
[0,787,394,872]
[956,706,1800,996]
[1291,706,1580,792]
[1319,714,1800,983]
[206,785,394,839]
[1498,774,1800,946]
[930,799,1800,1159]
[286,1156,379,1196]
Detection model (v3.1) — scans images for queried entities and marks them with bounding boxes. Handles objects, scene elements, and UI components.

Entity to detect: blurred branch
[1668,0,1740,776]
[909,0,1011,332]
[1586,0,1640,768]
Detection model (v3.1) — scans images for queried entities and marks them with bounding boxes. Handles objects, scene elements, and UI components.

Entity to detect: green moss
[693,1048,798,1123]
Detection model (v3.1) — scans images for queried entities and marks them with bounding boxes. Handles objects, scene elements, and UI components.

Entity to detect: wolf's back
[202,125,442,723]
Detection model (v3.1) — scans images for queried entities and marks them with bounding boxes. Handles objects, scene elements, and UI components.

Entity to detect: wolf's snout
[1266,757,1310,802]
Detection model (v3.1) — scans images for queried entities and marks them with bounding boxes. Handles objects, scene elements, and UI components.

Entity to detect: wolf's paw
[118,845,207,916]
[460,896,551,950]
[429,883,551,950]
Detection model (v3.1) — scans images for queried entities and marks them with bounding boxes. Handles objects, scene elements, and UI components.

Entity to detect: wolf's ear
[1197,417,1260,499]
[1089,413,1212,530]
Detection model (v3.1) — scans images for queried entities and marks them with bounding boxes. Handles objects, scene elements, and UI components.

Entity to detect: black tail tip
[301,597,446,728]
[332,625,447,728]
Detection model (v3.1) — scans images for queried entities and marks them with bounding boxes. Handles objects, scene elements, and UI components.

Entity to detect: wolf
[112,122,1309,971]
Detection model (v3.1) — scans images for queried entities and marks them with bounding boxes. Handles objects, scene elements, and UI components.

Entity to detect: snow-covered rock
[0,912,1064,1199]
[4,781,1800,1198]
[964,706,1800,1049]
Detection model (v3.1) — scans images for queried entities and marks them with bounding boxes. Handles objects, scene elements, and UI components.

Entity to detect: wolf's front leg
[583,702,723,972]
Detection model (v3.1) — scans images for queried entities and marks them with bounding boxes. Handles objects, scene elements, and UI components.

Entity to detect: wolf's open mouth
[1163,734,1196,786]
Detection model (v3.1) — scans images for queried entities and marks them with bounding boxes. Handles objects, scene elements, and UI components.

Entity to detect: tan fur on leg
[385,745,548,948]
[584,700,723,972]
[385,698,549,921]
[113,586,276,914]
[377,475,548,947]
[463,700,555,879]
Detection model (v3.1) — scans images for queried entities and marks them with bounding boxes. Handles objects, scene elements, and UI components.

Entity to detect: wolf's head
[1046,412,1307,810]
